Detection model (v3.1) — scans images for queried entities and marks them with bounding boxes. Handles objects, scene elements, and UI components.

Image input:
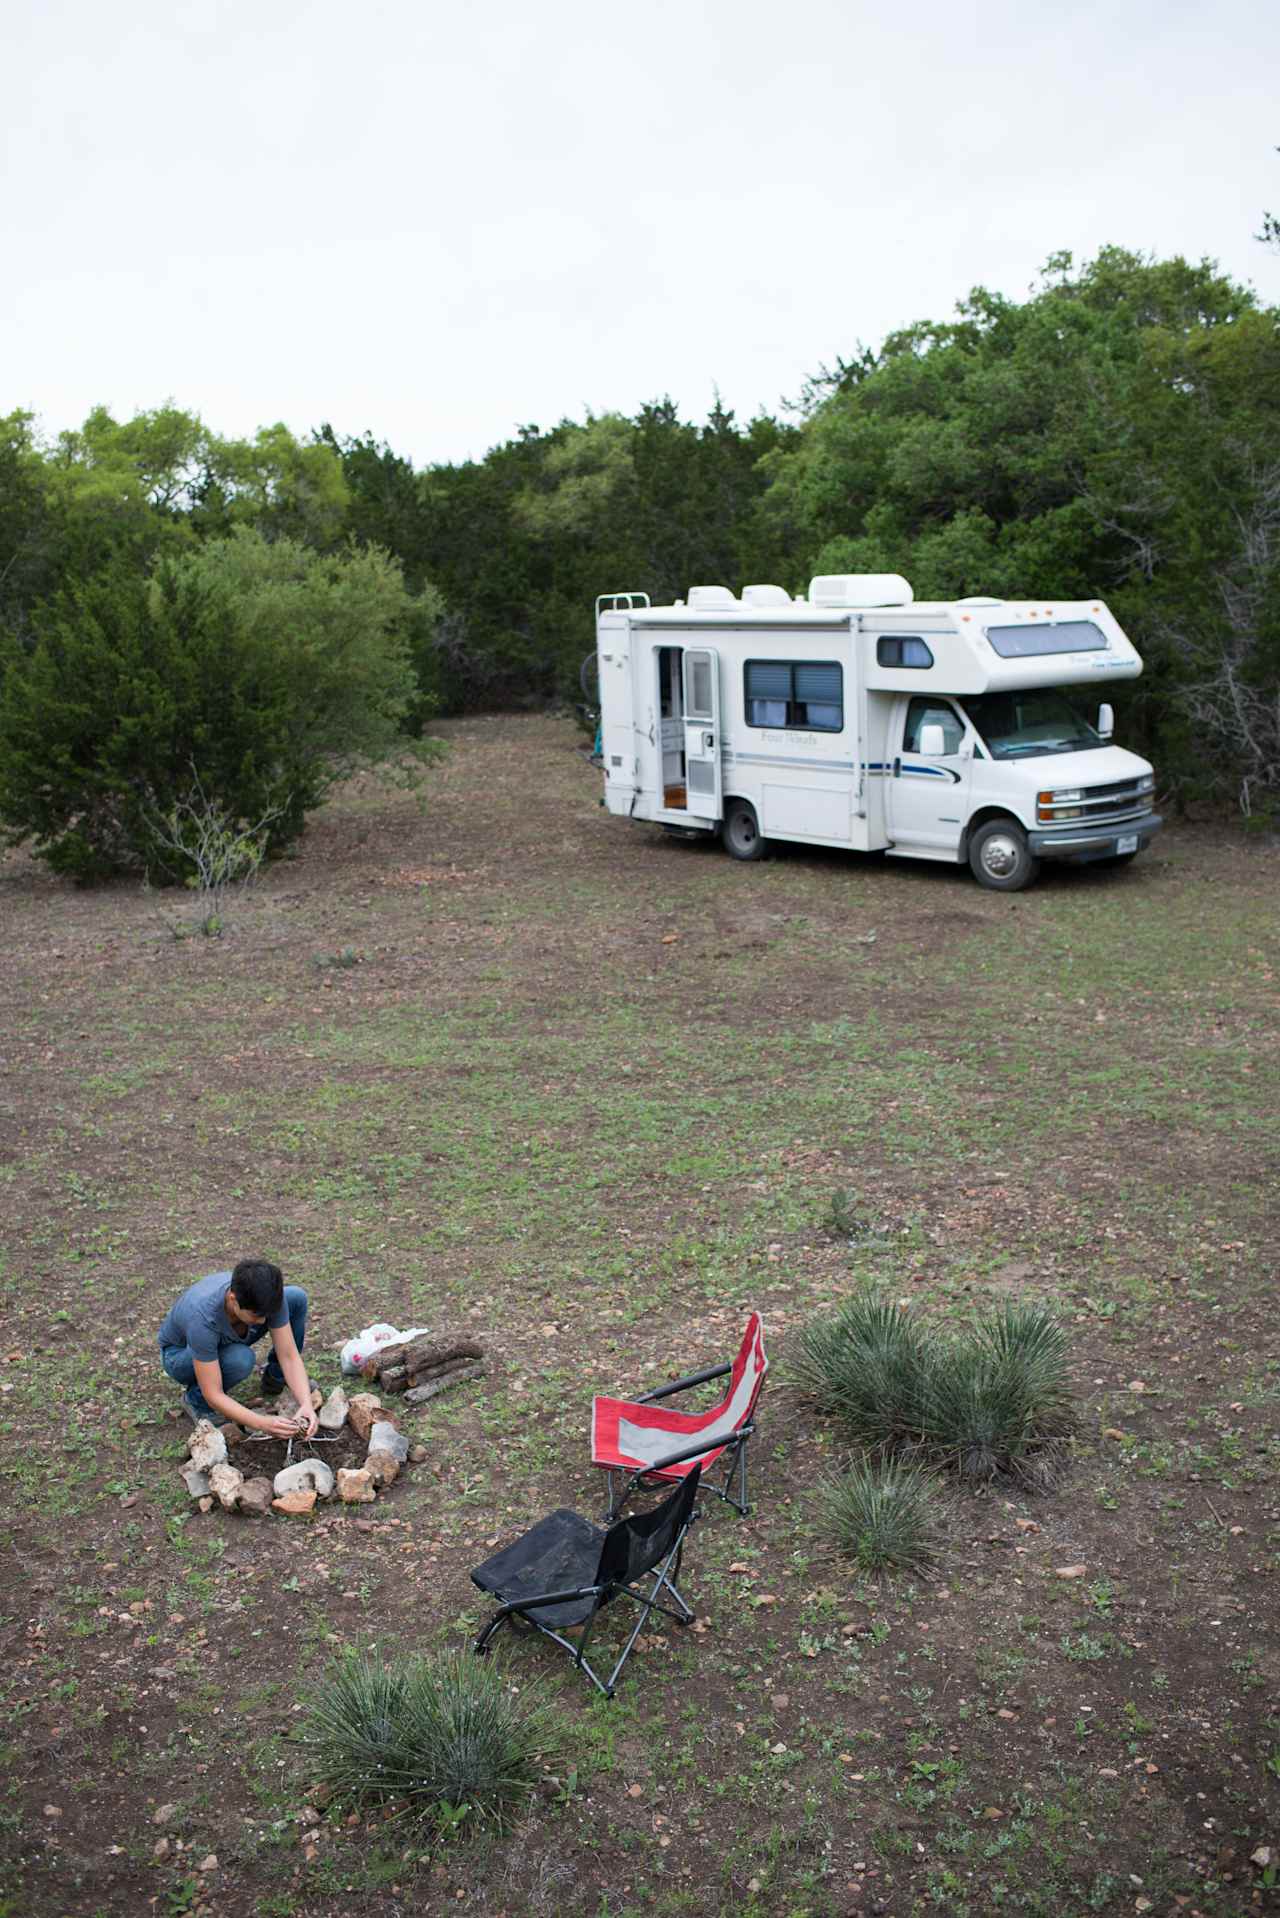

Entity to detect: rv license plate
[1116,834,1138,854]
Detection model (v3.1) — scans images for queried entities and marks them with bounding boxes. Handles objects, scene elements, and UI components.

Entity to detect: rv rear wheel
[968,818,1039,892]
[723,800,766,862]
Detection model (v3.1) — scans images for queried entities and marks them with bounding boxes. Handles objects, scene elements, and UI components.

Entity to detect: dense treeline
[1,247,1278,879]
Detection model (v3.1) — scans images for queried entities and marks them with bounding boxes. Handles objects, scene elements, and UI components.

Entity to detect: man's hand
[261,1413,307,1440]
[299,1409,319,1440]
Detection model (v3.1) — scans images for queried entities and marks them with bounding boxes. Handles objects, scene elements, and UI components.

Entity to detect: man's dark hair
[230,1259,284,1317]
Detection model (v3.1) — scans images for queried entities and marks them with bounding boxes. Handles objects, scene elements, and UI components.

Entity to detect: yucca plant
[788,1291,930,1449]
[817,1458,941,1575]
[302,1652,554,1828]
[917,1305,1074,1484]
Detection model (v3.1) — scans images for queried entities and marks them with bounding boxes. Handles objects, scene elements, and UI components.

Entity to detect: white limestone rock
[273,1459,335,1500]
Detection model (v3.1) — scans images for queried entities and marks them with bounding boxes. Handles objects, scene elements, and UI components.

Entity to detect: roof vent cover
[687,585,738,609]
[741,583,793,607]
[808,573,913,608]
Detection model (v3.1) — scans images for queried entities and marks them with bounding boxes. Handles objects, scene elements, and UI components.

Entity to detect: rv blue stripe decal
[899,765,961,783]
[721,751,856,773]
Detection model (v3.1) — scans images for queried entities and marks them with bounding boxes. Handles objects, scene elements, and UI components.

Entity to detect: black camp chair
[471,1466,701,1698]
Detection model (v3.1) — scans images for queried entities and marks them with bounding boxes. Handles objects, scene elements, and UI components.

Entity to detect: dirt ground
[1,713,1278,1918]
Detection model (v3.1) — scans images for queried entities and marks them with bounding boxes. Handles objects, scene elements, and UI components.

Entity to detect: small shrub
[787,1291,929,1450]
[820,1187,874,1240]
[146,774,280,935]
[790,1294,1074,1486]
[916,1305,1074,1484]
[311,947,362,971]
[303,1652,554,1828]
[818,1458,940,1575]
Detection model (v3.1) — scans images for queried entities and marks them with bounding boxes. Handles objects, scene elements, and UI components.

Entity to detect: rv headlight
[1037,787,1085,823]
[1137,773,1155,793]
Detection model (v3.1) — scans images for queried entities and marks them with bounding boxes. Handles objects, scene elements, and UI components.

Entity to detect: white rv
[595,575,1161,891]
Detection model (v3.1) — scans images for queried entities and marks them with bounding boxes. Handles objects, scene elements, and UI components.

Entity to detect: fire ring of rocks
[176,1336,486,1519]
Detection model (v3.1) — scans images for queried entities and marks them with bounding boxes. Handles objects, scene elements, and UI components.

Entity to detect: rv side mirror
[1098,703,1114,739]
[917,722,947,757]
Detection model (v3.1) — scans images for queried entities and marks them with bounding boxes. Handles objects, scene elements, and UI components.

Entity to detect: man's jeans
[160,1286,309,1422]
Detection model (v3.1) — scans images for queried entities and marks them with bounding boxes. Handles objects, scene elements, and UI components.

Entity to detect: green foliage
[788,1292,929,1450]
[5,245,1278,805]
[817,1457,941,1575]
[302,1652,554,1827]
[789,1293,1074,1485]
[766,249,1280,804]
[917,1306,1074,1486]
[820,1187,875,1240]
[0,530,420,882]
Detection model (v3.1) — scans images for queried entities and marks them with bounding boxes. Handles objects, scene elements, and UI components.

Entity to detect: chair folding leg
[474,1611,510,1658]
[599,1537,696,1695]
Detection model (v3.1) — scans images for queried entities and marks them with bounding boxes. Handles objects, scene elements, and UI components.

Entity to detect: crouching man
[158,1259,318,1438]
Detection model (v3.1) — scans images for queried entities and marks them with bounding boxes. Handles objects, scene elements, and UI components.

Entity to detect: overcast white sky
[6,0,1278,468]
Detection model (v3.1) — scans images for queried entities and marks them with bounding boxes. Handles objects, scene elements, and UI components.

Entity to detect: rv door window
[904,699,963,754]
[745,660,843,732]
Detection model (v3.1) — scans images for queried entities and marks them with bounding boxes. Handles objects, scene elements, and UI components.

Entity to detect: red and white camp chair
[591,1313,767,1519]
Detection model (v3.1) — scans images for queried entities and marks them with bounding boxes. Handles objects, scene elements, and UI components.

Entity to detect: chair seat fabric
[470,1508,606,1629]
[591,1312,767,1480]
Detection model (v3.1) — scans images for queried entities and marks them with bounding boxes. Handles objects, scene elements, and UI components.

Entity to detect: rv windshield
[961,688,1102,760]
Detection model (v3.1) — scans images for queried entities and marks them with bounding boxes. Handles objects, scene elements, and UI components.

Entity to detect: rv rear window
[877,636,934,669]
[745,660,843,732]
[986,620,1107,658]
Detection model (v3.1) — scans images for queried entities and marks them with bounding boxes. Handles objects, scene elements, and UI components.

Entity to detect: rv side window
[877,636,934,669]
[745,660,843,732]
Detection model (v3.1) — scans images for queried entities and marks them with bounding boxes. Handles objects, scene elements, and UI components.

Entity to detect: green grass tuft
[787,1291,929,1449]
[817,1458,941,1575]
[302,1652,555,1828]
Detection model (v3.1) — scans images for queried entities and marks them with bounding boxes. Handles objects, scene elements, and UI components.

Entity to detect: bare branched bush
[146,772,284,935]
[1163,455,1280,820]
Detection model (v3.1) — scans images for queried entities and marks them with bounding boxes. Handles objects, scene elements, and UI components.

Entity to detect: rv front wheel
[968,819,1039,892]
[723,800,766,862]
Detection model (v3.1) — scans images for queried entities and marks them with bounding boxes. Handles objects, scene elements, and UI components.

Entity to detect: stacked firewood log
[360,1334,487,1403]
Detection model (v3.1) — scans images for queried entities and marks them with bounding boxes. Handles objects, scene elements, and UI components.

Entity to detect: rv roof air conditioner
[687,585,739,610]
[808,573,913,608]
[741,584,793,608]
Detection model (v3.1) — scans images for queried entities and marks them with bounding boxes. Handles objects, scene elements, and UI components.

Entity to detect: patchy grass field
[1,713,1278,1918]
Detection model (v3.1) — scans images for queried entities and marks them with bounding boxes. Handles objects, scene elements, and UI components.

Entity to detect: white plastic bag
[340,1322,431,1376]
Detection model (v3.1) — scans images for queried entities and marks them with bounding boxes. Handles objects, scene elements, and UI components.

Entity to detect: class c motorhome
[595,574,1162,891]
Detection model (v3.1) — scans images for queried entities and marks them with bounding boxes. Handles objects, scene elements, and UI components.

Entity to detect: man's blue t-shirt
[158,1271,288,1362]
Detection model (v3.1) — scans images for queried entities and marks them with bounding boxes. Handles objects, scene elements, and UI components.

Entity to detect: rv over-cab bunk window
[986,620,1106,658]
[745,660,843,731]
[877,636,933,669]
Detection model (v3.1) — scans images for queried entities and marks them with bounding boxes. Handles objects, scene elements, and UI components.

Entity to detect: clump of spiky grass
[917,1304,1075,1484]
[817,1458,941,1575]
[302,1652,554,1828]
[787,1291,930,1450]
[790,1295,1075,1486]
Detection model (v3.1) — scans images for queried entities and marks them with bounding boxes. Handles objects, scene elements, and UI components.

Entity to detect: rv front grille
[1037,778,1155,830]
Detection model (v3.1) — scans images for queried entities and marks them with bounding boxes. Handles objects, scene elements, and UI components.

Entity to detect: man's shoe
[182,1401,226,1427]
[261,1372,286,1398]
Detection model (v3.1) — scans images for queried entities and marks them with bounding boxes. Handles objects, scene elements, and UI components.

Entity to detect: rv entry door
[682,648,722,821]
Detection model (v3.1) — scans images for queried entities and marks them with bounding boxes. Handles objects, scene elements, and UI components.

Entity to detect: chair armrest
[490,1584,602,1619]
[639,1423,754,1473]
[612,1424,755,1510]
[635,1361,731,1404]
